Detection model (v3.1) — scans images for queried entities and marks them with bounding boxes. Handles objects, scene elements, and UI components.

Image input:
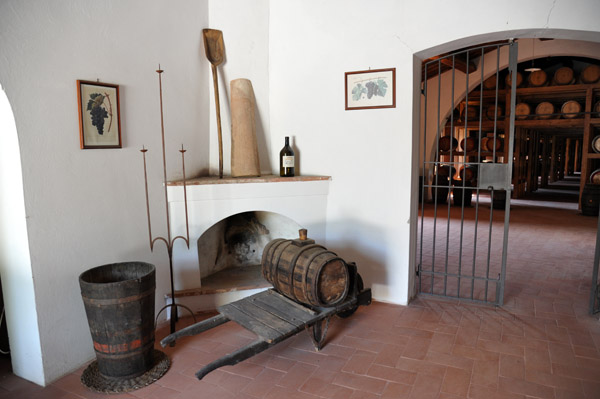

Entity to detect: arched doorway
[0,86,45,385]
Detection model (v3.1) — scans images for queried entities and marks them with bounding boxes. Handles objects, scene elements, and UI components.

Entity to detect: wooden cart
[160,263,371,380]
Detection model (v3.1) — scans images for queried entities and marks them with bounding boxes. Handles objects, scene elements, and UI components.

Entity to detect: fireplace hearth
[166,174,331,313]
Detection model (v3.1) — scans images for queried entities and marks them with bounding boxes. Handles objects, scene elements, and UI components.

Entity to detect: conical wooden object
[230,78,260,177]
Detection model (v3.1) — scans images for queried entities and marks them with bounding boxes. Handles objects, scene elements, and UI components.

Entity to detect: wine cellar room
[417,38,600,306]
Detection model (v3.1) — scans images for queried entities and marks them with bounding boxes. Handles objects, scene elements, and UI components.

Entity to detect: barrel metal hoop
[314,257,350,306]
[272,240,293,292]
[262,238,285,282]
[82,287,155,306]
[93,333,155,356]
[304,251,338,306]
[288,244,326,302]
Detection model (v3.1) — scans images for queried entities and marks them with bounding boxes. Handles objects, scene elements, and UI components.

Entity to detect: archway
[0,86,45,385]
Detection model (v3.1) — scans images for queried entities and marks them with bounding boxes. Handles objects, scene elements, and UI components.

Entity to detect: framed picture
[345,68,396,110]
[77,80,122,149]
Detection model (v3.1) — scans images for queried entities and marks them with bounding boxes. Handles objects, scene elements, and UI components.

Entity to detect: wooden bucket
[552,67,575,85]
[439,136,458,152]
[515,102,531,120]
[262,232,349,307]
[79,262,156,379]
[505,71,523,88]
[561,100,581,119]
[581,64,600,84]
[535,102,555,119]
[485,105,503,121]
[528,70,548,87]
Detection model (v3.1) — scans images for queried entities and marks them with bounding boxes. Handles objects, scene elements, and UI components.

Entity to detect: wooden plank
[218,303,282,342]
[230,300,299,336]
[251,292,316,326]
[160,314,229,347]
[264,289,318,315]
[196,339,270,380]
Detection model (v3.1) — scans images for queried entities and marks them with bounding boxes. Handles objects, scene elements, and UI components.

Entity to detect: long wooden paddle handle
[211,64,223,178]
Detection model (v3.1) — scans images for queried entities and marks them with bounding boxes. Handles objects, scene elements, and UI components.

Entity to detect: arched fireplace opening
[196,211,302,292]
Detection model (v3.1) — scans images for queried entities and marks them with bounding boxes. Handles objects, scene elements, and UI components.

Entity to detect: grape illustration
[86,93,111,135]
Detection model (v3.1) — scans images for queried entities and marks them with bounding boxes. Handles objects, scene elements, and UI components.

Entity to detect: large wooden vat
[262,230,349,307]
[79,262,156,379]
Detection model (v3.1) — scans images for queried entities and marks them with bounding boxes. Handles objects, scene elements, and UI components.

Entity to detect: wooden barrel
[581,183,600,216]
[452,179,473,207]
[552,67,575,85]
[592,136,600,154]
[535,102,555,119]
[528,70,548,87]
[262,232,349,307]
[561,100,582,119]
[79,262,156,379]
[505,71,523,88]
[581,64,600,84]
[593,101,600,116]
[591,169,600,184]
[485,137,503,152]
[515,102,532,120]
[431,174,450,203]
[485,105,503,121]
[458,165,477,182]
[461,106,478,121]
[439,136,458,151]
[483,75,498,90]
[460,137,477,152]
[437,164,456,178]
[480,137,489,152]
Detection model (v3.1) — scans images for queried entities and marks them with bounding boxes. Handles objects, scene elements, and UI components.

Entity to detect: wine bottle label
[282,156,294,167]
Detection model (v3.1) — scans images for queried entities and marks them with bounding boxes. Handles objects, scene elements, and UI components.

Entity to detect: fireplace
[166,175,330,312]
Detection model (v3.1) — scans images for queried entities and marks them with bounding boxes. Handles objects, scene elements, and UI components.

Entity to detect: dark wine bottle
[279,136,295,177]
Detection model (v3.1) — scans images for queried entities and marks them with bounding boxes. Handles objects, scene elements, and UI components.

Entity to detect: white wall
[0,0,209,384]
[266,0,600,305]
[1,0,599,386]
[207,0,271,175]
[0,87,44,385]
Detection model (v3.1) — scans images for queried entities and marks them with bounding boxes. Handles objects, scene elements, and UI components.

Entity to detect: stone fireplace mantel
[166,174,331,312]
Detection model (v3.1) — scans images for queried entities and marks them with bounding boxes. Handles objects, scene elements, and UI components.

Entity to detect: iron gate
[417,41,518,306]
[590,209,600,315]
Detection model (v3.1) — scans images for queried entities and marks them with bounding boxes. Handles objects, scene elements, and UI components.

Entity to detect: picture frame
[345,68,396,110]
[77,80,122,149]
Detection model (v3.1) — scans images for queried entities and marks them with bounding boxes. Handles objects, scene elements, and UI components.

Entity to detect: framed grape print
[77,80,122,149]
[345,68,396,110]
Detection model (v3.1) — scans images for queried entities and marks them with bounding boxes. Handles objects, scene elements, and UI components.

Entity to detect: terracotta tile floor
[0,188,599,398]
